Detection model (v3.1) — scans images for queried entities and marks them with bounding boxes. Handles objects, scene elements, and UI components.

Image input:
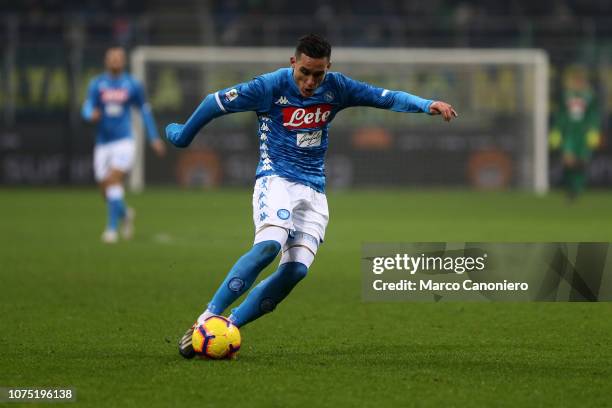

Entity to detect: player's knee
[254,225,289,247]
[252,240,281,264]
[280,231,318,268]
[105,169,126,185]
[105,184,124,200]
[278,262,308,283]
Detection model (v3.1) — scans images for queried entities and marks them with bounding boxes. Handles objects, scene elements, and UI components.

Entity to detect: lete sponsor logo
[282,104,332,129]
[100,88,129,103]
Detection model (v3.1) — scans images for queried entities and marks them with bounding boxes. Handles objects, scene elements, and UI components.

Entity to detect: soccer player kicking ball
[82,47,166,243]
[167,34,457,358]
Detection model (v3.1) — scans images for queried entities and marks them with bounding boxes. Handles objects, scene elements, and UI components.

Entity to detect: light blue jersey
[82,72,159,145]
[167,68,433,192]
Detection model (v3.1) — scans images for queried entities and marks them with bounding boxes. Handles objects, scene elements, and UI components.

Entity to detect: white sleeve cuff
[214,92,227,113]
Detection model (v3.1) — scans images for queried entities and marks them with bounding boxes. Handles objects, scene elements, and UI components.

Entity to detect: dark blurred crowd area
[3,0,612,187]
[3,0,612,64]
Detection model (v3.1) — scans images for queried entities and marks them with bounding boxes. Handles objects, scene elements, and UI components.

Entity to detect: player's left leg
[570,159,587,197]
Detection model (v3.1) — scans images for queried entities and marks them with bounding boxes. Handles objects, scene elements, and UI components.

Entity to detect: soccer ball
[192,316,241,359]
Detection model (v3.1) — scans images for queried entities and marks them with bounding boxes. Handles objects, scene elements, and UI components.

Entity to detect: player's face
[568,74,587,91]
[291,53,331,98]
[105,48,126,75]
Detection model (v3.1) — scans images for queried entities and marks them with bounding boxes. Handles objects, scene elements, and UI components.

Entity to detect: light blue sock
[207,240,281,315]
[105,185,126,231]
[229,262,308,327]
[116,198,126,219]
[107,199,126,231]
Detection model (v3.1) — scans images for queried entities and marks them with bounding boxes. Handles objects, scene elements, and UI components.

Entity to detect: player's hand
[150,139,167,157]
[549,129,562,150]
[165,123,188,148]
[429,101,458,122]
[587,129,601,149]
[90,108,102,123]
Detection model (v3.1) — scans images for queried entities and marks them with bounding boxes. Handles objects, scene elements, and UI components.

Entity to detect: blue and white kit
[166,68,433,242]
[82,72,159,181]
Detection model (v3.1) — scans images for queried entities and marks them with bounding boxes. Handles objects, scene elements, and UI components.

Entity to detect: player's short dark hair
[295,34,331,60]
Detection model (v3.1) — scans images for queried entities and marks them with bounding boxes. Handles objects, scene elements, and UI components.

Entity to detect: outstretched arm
[133,81,166,157]
[166,78,271,148]
[340,74,457,121]
[81,80,101,123]
[165,93,225,148]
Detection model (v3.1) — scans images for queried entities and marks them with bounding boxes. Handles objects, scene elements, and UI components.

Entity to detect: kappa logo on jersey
[275,96,289,105]
[224,88,239,103]
[100,89,129,103]
[282,104,332,129]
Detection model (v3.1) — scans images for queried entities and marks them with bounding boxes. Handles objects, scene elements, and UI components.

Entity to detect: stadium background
[2,2,612,407]
[2,0,612,188]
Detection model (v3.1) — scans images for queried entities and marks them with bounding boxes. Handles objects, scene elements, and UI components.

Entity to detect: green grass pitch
[1,188,612,407]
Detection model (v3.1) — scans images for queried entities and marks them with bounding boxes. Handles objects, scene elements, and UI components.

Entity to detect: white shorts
[252,175,329,242]
[93,138,136,182]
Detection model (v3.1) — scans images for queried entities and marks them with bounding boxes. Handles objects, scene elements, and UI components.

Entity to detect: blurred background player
[166,34,457,358]
[550,66,601,200]
[82,47,166,243]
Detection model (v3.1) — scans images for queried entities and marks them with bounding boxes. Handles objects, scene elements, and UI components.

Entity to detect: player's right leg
[228,231,318,328]
[204,226,288,314]
[563,151,585,200]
